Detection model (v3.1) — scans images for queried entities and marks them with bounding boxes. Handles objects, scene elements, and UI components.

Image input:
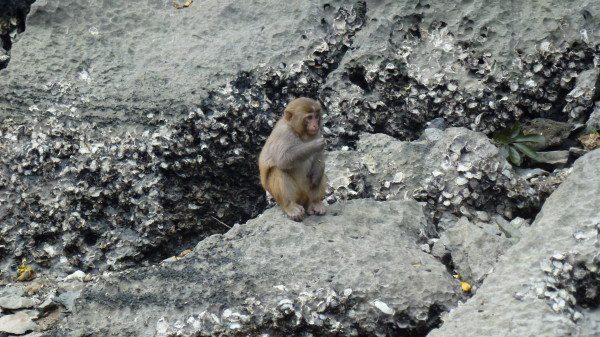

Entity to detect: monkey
[258,97,327,221]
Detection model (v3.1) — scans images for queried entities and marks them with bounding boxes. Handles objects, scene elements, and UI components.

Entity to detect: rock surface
[0,295,37,310]
[586,102,600,132]
[428,149,600,337]
[536,150,571,167]
[0,0,35,69]
[0,0,598,275]
[326,128,544,222]
[0,311,37,335]
[431,217,511,283]
[0,0,599,334]
[52,199,461,336]
[523,118,572,150]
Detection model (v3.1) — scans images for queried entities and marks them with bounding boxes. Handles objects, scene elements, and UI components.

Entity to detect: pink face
[305,112,320,136]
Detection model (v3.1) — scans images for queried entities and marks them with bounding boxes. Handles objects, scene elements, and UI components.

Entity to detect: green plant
[493,122,545,166]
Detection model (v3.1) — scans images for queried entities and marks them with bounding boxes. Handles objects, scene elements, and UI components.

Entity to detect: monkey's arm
[266,125,325,170]
[272,137,325,170]
[307,151,325,188]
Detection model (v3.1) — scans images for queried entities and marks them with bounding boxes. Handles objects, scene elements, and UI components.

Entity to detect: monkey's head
[284,97,322,138]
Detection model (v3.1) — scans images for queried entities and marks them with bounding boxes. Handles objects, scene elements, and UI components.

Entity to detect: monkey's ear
[284,109,293,121]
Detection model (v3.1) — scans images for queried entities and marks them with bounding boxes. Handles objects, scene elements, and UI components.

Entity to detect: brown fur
[258,97,327,221]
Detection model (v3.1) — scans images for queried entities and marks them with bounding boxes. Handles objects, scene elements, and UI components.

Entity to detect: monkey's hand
[312,137,326,151]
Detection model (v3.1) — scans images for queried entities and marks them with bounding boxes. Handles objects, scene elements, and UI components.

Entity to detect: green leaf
[493,128,512,144]
[509,121,522,139]
[513,143,540,161]
[508,146,522,166]
[513,134,545,144]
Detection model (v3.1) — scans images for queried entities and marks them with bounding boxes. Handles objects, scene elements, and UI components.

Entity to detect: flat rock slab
[0,0,330,119]
[0,295,37,310]
[55,199,461,336]
[0,311,37,335]
[429,149,600,337]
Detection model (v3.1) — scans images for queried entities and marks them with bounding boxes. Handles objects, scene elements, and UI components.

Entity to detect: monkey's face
[304,112,320,136]
[284,97,322,137]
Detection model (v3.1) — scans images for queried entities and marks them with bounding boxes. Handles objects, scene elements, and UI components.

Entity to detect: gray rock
[0,0,332,118]
[585,102,600,132]
[0,0,35,69]
[56,291,81,312]
[428,149,600,337]
[0,286,24,298]
[523,118,572,150]
[327,128,541,222]
[536,150,570,166]
[0,312,37,335]
[21,333,43,337]
[0,0,597,276]
[492,215,522,240]
[426,118,448,130]
[321,0,600,142]
[515,168,549,180]
[54,199,460,336]
[563,67,600,121]
[0,0,369,275]
[434,217,511,283]
[0,295,37,310]
[569,147,588,159]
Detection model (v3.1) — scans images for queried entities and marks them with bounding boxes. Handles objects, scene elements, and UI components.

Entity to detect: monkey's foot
[285,203,305,221]
[307,202,326,215]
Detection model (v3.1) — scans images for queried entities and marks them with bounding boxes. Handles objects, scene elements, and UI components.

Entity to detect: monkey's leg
[268,169,306,221]
[307,174,327,216]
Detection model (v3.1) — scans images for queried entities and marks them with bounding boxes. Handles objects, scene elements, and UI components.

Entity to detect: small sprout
[493,121,545,166]
[16,257,36,282]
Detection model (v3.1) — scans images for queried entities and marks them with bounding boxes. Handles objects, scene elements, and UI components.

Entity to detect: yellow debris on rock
[16,258,36,282]
[579,132,600,150]
[460,280,472,293]
[453,272,472,293]
[173,0,193,9]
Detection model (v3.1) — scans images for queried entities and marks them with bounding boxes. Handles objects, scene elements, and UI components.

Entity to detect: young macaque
[258,97,327,221]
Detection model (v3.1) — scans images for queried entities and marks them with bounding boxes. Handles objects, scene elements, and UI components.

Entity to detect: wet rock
[429,149,600,337]
[522,118,572,150]
[54,199,460,336]
[0,311,37,335]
